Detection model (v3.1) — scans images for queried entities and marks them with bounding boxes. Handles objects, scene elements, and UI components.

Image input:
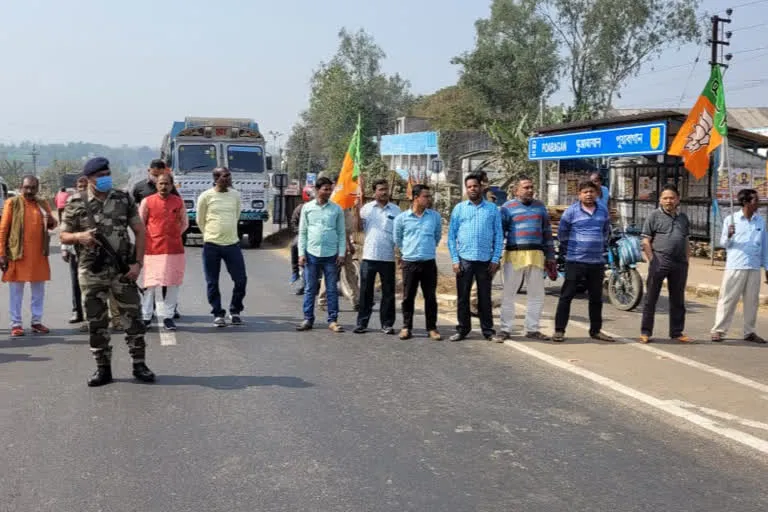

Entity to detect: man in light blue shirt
[297,177,346,333]
[447,173,503,342]
[393,184,443,341]
[711,188,768,344]
[354,179,401,334]
[591,172,610,211]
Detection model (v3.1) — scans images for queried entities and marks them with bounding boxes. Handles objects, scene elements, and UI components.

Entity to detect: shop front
[529,111,768,241]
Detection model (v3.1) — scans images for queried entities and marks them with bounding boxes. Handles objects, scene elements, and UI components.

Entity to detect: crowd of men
[293,171,768,347]
[1,158,766,388]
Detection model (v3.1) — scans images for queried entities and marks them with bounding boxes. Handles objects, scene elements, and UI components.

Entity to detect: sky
[0,0,765,149]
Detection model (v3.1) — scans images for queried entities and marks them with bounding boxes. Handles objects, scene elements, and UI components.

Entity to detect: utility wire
[678,44,705,107]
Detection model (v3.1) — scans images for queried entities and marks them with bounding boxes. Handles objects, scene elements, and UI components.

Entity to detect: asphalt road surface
[1,244,767,512]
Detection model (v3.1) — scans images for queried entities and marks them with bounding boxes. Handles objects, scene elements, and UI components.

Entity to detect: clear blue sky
[0,0,765,148]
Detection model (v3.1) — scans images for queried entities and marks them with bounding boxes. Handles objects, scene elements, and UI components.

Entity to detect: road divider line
[668,400,768,432]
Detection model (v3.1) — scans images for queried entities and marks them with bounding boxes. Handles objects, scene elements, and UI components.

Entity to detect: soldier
[60,157,155,387]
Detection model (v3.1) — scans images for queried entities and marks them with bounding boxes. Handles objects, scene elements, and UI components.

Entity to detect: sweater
[500,199,554,260]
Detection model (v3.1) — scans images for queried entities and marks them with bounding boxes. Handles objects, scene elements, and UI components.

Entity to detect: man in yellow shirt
[197,167,247,327]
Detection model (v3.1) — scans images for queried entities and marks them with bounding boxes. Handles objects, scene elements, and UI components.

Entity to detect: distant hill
[0,142,158,170]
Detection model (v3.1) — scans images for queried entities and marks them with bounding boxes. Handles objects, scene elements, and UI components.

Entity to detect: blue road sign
[528,122,667,161]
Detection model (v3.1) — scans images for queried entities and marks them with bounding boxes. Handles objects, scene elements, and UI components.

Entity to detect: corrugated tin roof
[610,108,768,131]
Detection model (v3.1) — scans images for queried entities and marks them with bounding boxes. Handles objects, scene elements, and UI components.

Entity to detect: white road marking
[503,338,768,455]
[669,400,768,432]
[559,312,768,395]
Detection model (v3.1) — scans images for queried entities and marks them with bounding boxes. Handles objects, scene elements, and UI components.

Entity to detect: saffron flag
[668,66,727,179]
[331,115,362,209]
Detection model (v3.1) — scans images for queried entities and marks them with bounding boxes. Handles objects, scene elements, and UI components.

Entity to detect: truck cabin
[162,118,274,174]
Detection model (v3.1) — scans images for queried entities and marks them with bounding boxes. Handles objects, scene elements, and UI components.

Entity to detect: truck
[160,117,273,247]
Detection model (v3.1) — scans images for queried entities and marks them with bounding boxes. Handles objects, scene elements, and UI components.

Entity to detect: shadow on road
[0,352,52,364]
[1,335,87,349]
[165,315,300,334]
[152,375,315,390]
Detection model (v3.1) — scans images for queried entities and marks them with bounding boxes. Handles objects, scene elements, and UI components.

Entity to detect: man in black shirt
[131,159,180,204]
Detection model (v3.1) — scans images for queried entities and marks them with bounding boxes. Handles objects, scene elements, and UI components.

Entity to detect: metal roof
[611,108,768,131]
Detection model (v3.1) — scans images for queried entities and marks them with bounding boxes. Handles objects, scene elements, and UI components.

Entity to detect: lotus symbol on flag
[684,109,713,153]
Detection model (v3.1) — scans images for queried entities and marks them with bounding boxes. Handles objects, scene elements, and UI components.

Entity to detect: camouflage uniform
[61,190,146,366]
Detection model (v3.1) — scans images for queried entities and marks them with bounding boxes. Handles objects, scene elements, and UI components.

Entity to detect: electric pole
[29,144,39,176]
[538,96,546,201]
[709,11,732,70]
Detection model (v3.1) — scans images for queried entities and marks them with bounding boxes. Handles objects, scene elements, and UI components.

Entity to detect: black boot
[87,366,113,387]
[132,362,156,383]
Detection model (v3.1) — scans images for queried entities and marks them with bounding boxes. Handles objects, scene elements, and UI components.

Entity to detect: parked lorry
[160,117,273,247]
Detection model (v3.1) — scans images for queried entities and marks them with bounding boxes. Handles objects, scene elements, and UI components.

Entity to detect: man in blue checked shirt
[393,184,443,341]
[710,188,768,344]
[447,172,503,342]
[553,180,613,343]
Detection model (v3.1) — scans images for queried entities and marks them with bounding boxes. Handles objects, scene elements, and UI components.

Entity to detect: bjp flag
[331,115,362,209]
[668,66,727,180]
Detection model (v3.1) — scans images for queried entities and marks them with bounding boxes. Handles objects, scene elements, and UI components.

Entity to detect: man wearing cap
[61,157,155,387]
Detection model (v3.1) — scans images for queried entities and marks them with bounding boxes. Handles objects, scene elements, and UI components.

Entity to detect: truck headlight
[252,200,264,209]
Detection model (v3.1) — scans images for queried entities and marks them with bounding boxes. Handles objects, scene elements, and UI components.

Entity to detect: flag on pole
[668,66,727,180]
[331,115,362,209]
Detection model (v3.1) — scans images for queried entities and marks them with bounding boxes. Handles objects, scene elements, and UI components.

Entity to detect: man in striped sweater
[493,177,555,342]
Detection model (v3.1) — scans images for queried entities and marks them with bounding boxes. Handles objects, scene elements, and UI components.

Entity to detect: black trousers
[456,259,495,337]
[290,237,299,276]
[555,262,604,335]
[69,254,83,316]
[356,260,396,329]
[401,259,438,331]
[641,256,688,337]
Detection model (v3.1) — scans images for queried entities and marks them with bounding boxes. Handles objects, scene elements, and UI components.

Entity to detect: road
[1,243,767,511]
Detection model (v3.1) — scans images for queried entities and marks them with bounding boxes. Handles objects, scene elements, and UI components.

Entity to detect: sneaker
[228,314,243,326]
[30,323,50,334]
[173,309,181,320]
[328,322,344,333]
[449,333,466,342]
[163,318,177,331]
[744,333,766,344]
[492,331,510,343]
[552,331,565,343]
[525,331,551,341]
[353,326,367,334]
[399,328,412,340]
[213,316,227,328]
[69,313,84,324]
[382,327,395,335]
[11,326,24,337]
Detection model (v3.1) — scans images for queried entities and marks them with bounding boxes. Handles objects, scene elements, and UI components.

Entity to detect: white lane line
[669,400,768,432]
[504,338,768,455]
[557,310,768,395]
[156,325,177,346]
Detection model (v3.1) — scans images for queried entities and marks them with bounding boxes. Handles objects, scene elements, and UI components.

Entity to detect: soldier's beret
[83,157,110,176]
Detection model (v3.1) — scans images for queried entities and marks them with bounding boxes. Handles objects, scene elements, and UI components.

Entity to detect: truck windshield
[178,144,217,172]
[227,145,265,173]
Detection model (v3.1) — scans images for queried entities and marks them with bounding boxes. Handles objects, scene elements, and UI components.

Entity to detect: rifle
[93,231,130,275]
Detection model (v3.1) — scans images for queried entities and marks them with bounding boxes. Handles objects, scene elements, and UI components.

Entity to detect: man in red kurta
[139,173,187,331]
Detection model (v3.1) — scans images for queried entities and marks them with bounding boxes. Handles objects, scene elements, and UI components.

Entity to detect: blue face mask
[94,176,112,192]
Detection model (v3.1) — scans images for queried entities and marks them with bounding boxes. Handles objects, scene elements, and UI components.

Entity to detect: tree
[0,160,26,189]
[302,28,414,174]
[452,0,560,122]
[411,86,488,130]
[543,0,701,119]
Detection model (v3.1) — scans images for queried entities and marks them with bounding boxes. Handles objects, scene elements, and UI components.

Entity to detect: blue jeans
[202,242,247,317]
[303,253,339,325]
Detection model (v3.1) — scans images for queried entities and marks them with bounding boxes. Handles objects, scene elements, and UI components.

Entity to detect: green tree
[452,0,560,122]
[543,0,701,119]
[0,160,26,189]
[303,28,414,174]
[411,86,488,130]
[38,159,82,194]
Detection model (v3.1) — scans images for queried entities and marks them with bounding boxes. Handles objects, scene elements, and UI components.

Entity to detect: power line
[732,46,768,54]
[727,0,768,9]
[730,21,768,32]
[678,44,705,107]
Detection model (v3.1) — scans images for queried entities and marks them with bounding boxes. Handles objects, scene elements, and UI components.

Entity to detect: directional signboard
[528,122,667,161]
